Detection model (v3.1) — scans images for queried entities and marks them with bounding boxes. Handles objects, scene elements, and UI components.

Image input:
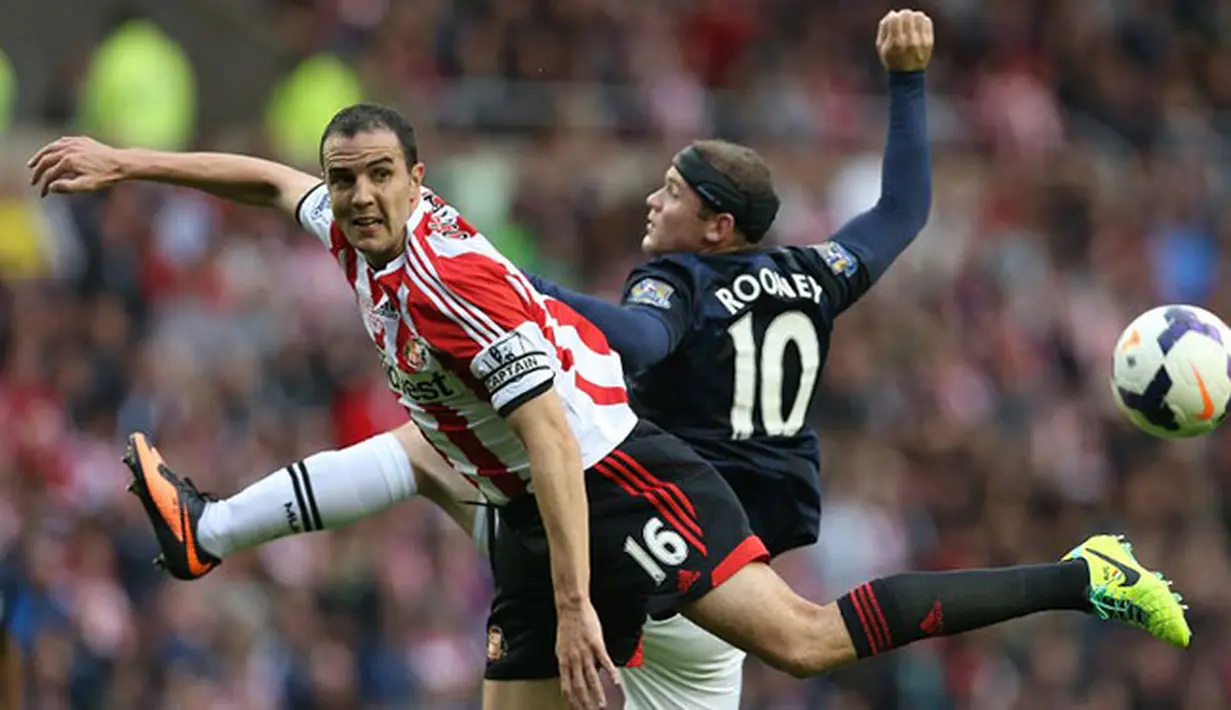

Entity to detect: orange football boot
[123,433,221,580]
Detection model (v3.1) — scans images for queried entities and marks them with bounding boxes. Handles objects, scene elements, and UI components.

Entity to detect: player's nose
[352,179,376,206]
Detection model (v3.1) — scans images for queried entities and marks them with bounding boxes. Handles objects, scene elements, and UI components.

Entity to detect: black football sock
[836,560,1091,658]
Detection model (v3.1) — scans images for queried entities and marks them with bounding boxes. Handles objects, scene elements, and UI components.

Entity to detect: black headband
[672,146,780,242]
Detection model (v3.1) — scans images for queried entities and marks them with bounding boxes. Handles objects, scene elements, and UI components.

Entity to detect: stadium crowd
[3,0,1231,707]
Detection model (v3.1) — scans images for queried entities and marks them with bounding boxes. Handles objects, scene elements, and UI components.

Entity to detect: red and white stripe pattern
[297,184,636,504]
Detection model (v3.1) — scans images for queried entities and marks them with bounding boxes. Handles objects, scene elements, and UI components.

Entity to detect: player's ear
[409,162,425,187]
[707,212,737,248]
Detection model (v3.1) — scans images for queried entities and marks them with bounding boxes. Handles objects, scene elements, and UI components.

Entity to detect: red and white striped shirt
[296,184,637,504]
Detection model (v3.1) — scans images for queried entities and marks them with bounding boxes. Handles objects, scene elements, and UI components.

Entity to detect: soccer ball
[1111,305,1231,438]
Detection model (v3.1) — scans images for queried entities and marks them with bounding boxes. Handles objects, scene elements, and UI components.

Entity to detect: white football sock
[197,432,416,558]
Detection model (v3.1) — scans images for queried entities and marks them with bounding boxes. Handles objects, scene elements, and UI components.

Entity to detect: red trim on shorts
[612,450,697,519]
[604,455,703,541]
[594,461,708,556]
[625,634,645,668]
[710,535,769,588]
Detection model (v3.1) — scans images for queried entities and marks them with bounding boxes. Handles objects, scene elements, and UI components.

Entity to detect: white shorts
[620,613,746,710]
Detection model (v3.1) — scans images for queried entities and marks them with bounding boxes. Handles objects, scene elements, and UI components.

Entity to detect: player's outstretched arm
[505,389,619,709]
[522,272,683,373]
[27,137,320,219]
[825,10,933,284]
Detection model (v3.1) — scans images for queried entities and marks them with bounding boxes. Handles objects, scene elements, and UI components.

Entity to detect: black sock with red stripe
[836,561,1091,658]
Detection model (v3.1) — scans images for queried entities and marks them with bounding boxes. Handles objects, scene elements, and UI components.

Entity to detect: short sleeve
[294,182,333,248]
[415,250,555,416]
[469,322,556,416]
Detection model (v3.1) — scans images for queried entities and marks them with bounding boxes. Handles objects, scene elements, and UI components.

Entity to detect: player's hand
[556,601,619,710]
[877,9,934,72]
[27,136,128,198]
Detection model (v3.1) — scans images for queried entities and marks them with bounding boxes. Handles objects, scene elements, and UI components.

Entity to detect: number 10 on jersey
[728,311,820,439]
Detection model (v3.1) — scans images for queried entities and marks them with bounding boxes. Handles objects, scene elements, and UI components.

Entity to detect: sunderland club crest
[487,625,506,661]
[402,334,432,371]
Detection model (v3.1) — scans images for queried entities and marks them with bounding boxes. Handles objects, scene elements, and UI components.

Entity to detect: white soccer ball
[1111,304,1231,438]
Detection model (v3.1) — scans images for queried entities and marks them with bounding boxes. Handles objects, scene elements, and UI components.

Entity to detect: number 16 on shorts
[625,517,689,584]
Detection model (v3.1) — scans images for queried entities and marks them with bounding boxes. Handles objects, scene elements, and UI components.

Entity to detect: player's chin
[346,228,394,252]
[640,232,663,255]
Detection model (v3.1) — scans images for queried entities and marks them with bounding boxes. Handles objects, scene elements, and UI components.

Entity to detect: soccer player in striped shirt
[30,57,1189,710]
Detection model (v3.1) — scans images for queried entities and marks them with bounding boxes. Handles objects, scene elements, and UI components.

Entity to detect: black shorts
[483,420,769,681]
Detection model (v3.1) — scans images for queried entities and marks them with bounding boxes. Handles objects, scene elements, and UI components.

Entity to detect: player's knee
[780,653,818,679]
[778,598,859,678]
[756,644,812,679]
[754,597,825,679]
[688,564,850,679]
[765,645,815,679]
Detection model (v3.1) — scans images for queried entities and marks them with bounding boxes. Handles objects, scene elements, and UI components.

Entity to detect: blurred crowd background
[3,0,1231,708]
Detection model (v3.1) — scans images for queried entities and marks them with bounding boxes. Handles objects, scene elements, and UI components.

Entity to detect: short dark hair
[687,140,778,241]
[689,140,775,208]
[684,139,777,242]
[319,103,419,169]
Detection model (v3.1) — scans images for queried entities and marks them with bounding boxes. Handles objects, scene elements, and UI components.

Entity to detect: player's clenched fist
[877,9,934,72]
[27,136,127,198]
